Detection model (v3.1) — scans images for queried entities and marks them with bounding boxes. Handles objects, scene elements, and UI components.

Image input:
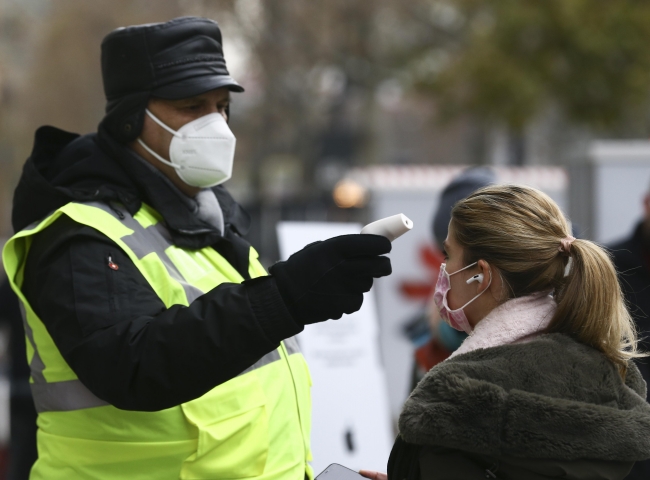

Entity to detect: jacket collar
[449,291,556,359]
[13,125,251,251]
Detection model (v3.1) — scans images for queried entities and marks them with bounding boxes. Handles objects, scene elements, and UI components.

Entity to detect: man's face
[130,87,231,196]
[141,87,230,154]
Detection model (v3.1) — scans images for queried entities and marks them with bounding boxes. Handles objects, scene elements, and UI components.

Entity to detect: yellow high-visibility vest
[3,201,313,480]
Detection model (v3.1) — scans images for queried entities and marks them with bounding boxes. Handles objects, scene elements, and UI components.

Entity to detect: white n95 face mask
[137,109,236,188]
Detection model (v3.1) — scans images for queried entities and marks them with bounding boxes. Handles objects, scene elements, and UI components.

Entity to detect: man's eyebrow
[174,97,204,105]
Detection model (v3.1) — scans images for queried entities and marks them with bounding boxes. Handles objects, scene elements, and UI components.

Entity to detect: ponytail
[549,239,641,376]
[452,184,644,378]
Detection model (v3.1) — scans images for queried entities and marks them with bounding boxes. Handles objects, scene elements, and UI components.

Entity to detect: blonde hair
[451,184,642,375]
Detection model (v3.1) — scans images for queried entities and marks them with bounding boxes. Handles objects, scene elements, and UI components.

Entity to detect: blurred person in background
[609,181,650,480]
[2,17,392,479]
[361,185,650,480]
[407,168,495,388]
[0,278,37,480]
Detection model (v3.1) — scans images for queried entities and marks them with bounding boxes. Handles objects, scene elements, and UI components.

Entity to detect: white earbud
[466,273,484,285]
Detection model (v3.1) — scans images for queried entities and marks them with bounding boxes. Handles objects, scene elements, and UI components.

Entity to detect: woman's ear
[476,259,492,293]
[477,259,506,302]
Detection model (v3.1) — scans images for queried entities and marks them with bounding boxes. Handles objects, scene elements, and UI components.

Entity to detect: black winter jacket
[10,125,302,411]
[609,224,650,400]
[609,223,650,480]
[389,334,650,480]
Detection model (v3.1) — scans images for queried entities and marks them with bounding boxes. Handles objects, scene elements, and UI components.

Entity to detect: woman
[361,185,650,480]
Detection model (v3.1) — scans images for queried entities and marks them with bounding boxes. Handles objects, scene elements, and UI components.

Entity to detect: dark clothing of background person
[0,279,37,480]
[12,125,303,412]
[609,222,650,480]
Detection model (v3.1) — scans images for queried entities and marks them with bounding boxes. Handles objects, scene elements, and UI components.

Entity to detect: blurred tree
[214,0,397,258]
[5,0,648,237]
[401,0,650,131]
[13,0,184,151]
[0,2,34,236]
[226,0,392,194]
[0,0,185,236]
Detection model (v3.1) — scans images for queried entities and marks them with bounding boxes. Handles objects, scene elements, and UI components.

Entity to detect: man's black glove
[269,234,392,325]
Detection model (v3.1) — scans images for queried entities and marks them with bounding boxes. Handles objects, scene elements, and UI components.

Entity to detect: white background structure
[277,222,394,474]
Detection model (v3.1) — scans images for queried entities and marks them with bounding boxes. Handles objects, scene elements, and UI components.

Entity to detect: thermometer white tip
[360,214,413,242]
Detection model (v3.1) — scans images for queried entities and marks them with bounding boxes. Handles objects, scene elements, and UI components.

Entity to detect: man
[610,185,650,480]
[2,17,392,479]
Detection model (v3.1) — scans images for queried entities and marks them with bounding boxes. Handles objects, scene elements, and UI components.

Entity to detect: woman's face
[443,221,498,327]
[442,222,480,310]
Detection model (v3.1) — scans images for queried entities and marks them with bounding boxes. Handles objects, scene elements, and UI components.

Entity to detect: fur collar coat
[392,333,650,479]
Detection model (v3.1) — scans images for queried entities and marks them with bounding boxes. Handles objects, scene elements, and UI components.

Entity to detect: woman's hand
[358,470,387,480]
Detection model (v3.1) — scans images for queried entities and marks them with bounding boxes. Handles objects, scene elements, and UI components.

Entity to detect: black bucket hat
[99,16,243,143]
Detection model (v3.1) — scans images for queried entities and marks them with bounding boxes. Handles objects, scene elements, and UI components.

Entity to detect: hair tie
[559,235,576,254]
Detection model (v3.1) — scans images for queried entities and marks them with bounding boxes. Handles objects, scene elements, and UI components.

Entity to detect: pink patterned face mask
[433,262,492,335]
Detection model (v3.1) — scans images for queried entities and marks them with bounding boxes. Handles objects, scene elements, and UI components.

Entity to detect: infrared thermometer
[360,213,413,242]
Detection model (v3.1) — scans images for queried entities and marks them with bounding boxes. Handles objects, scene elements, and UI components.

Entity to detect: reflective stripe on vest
[2,201,313,480]
[17,289,110,413]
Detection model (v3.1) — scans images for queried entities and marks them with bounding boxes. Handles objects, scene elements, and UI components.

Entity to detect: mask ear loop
[444,267,493,313]
[136,109,183,170]
[447,261,478,277]
[136,139,180,170]
[144,109,183,138]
